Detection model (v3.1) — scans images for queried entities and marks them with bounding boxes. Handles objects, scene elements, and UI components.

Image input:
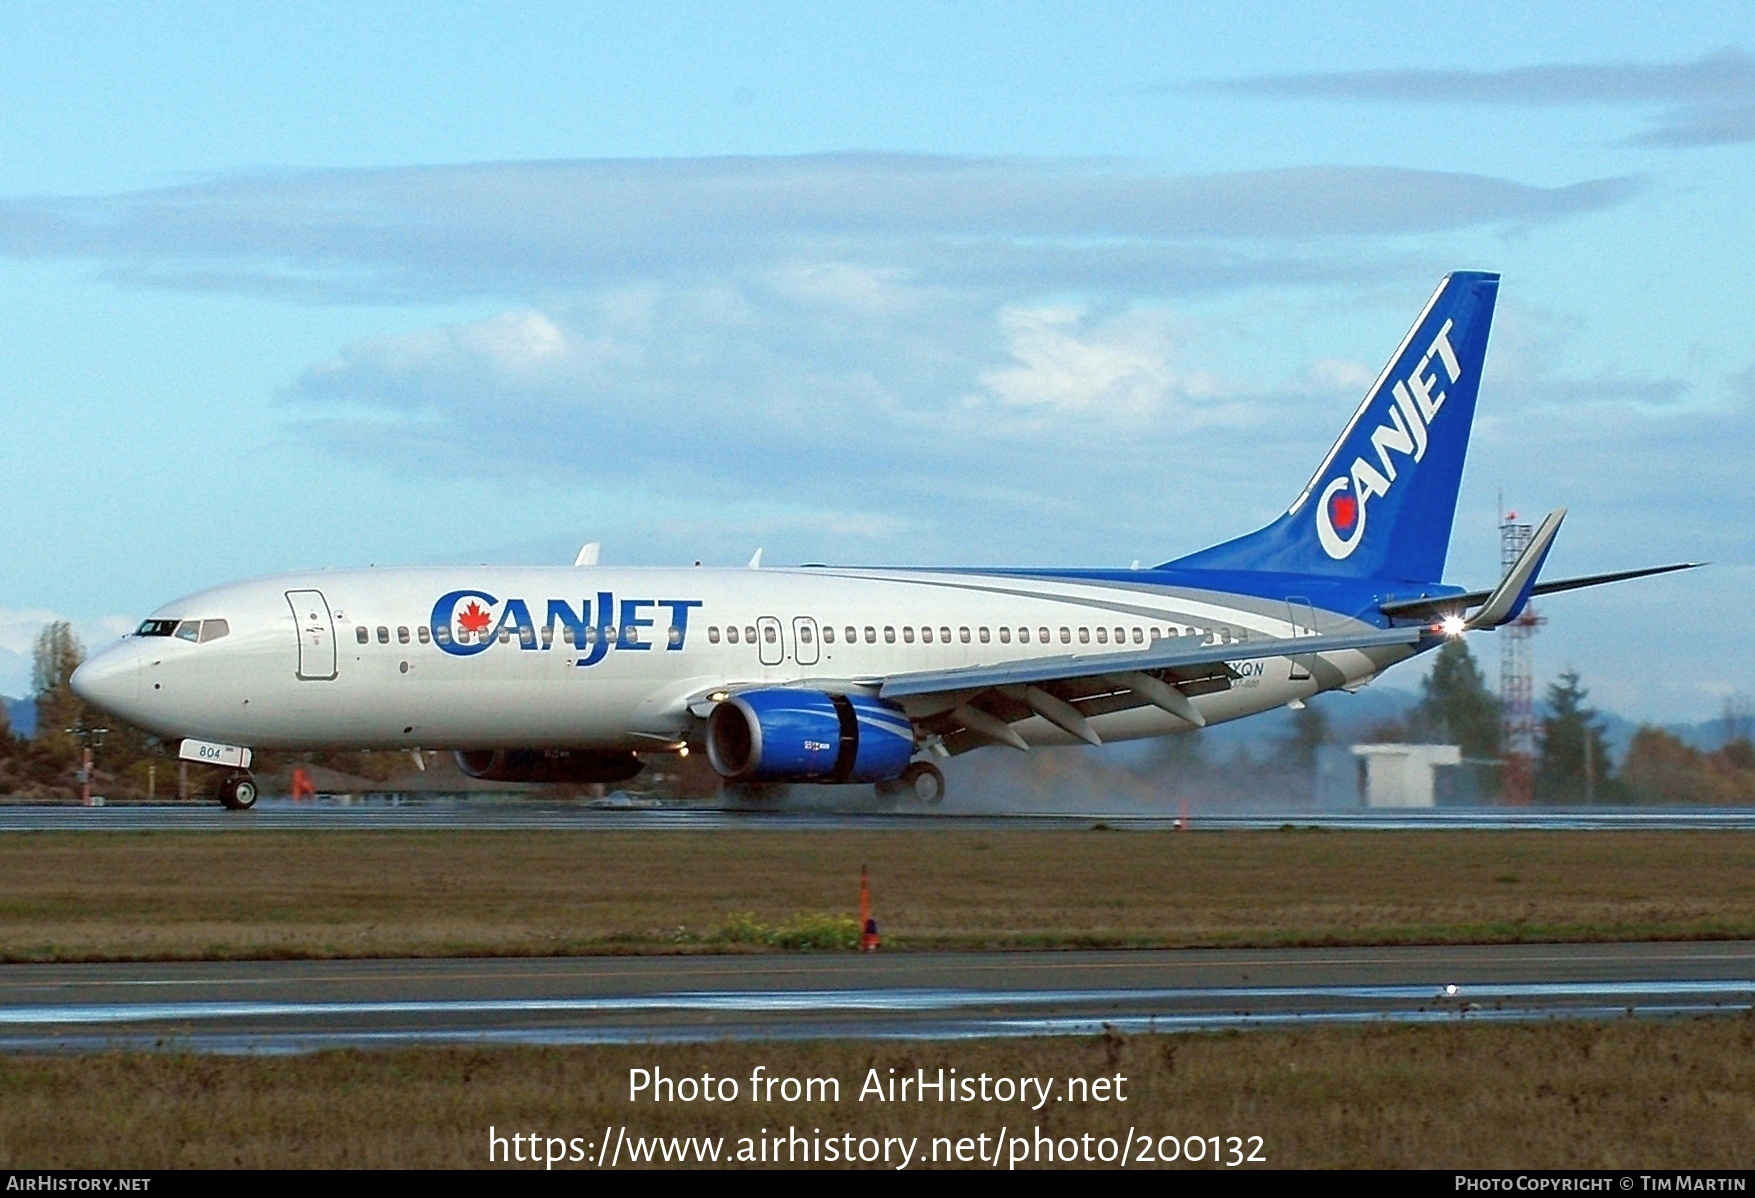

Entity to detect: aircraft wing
[871,624,1425,751]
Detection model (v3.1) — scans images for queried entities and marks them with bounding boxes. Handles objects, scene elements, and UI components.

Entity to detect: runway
[5,798,1755,831]
[2,941,1749,1052]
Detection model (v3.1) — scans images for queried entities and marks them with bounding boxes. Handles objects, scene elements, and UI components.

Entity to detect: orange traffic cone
[859,865,880,952]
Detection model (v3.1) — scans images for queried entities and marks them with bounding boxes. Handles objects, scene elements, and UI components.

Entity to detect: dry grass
[0,829,1751,961]
[1,1018,1751,1168]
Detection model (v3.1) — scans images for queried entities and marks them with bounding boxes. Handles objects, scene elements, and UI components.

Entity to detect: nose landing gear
[217,771,259,811]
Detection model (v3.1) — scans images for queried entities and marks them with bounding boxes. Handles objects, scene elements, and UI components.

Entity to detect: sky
[0,2,1750,722]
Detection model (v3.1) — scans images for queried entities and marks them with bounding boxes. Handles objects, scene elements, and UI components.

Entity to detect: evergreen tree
[1279,702,1329,772]
[1411,638,1501,757]
[1536,670,1614,804]
[1153,727,1206,773]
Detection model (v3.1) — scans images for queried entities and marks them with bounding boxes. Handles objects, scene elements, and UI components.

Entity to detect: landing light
[1440,615,1467,638]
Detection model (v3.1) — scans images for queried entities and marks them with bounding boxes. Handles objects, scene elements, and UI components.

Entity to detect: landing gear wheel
[217,771,258,811]
[900,761,945,804]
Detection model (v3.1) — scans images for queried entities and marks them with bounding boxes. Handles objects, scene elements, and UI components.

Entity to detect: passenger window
[1079,628,1091,644]
[800,625,814,643]
[434,626,451,645]
[559,626,573,645]
[668,626,682,647]
[1038,627,1050,644]
[1096,627,1108,644]
[745,625,757,644]
[846,626,857,643]
[979,627,991,643]
[884,627,896,644]
[708,626,720,643]
[822,626,835,644]
[497,629,510,644]
[398,626,411,644]
[761,626,774,644]
[1150,627,1161,640]
[1114,627,1125,644]
[1132,627,1144,644]
[920,626,932,644]
[1017,627,1030,644]
[864,626,876,643]
[940,626,951,642]
[418,625,431,644]
[959,627,971,643]
[902,627,914,643]
[1060,627,1071,644]
[175,620,200,642]
[377,626,390,644]
[999,627,1011,644]
[199,619,230,643]
[726,626,738,644]
[583,626,598,644]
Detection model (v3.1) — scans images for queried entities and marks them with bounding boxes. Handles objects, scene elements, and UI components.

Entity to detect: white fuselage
[72,565,1410,754]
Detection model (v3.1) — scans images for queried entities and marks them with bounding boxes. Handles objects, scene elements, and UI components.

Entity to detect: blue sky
[0,3,1749,722]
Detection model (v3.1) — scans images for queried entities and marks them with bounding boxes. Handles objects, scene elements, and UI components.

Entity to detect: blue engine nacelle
[705,689,916,784]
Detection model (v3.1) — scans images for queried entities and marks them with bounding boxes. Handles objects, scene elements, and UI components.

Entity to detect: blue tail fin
[1167,270,1499,583]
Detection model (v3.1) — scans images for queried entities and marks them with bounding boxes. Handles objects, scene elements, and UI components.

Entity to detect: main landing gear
[878,761,945,804]
[217,771,259,811]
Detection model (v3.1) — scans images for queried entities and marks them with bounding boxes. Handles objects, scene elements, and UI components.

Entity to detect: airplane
[70,271,1697,809]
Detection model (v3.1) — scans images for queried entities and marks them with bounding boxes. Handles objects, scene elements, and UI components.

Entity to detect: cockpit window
[174,620,201,642]
[136,619,180,637]
[199,619,230,643]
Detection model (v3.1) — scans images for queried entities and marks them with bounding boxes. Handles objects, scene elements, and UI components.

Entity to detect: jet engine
[706,688,915,783]
[453,748,645,784]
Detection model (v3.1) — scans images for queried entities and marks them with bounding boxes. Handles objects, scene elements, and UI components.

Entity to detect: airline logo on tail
[1315,318,1464,560]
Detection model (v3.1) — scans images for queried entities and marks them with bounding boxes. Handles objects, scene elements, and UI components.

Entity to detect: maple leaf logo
[456,601,493,636]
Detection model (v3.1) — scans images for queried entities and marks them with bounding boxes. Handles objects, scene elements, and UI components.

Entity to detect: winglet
[1465,508,1565,630]
[573,542,601,567]
[748,548,763,569]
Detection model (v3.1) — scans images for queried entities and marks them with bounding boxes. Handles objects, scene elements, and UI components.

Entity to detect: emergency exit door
[756,615,785,666]
[287,589,338,680]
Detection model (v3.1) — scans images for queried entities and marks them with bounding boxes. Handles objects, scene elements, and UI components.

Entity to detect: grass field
[1,1018,1750,1168]
[1,829,1751,960]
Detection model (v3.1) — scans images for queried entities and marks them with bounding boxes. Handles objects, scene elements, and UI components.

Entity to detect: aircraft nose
[70,641,142,718]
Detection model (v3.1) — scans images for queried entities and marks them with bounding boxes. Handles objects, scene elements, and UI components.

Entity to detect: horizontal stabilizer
[1380,560,1703,623]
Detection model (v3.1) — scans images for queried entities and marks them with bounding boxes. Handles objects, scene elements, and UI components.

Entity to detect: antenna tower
[1498,501,1545,804]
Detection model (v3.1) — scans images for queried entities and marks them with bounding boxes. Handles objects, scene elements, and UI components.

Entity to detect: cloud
[0,156,1635,302]
[1208,47,1755,147]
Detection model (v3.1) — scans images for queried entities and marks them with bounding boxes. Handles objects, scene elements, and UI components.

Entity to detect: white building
[1350,743,1462,808]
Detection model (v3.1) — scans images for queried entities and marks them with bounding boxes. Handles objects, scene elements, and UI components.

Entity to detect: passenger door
[756,615,785,667]
[287,589,338,680]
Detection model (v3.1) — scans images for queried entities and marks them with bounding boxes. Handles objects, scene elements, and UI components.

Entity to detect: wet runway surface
[6,799,1755,831]
[3,942,1750,1052]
